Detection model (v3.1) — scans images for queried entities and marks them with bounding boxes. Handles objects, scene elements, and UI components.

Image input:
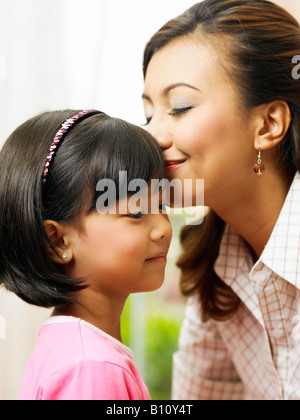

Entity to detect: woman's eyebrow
[163,82,200,95]
[142,82,200,101]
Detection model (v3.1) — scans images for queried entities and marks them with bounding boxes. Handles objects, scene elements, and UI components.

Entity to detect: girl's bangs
[87,118,164,208]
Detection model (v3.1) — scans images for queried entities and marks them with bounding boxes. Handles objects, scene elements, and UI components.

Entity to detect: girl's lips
[164,160,186,173]
[146,252,168,263]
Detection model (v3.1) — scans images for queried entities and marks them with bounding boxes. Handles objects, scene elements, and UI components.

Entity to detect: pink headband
[42,109,101,183]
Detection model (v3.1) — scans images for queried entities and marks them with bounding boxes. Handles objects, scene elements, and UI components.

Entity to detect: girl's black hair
[0,110,164,308]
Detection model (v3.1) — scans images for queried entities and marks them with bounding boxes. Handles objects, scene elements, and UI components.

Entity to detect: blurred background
[0,0,299,400]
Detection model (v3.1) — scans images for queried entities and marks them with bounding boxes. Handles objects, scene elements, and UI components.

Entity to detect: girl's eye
[128,212,145,220]
[159,203,169,213]
[169,107,192,117]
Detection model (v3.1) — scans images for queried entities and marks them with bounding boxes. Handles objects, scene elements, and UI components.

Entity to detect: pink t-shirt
[18,316,151,401]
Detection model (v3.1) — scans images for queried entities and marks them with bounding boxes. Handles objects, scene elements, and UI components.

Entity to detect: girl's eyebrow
[142,82,200,102]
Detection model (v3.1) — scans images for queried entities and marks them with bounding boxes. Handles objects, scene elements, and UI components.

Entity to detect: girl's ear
[43,220,73,264]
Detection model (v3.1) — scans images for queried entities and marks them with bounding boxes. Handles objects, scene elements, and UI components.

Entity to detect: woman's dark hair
[0,110,164,308]
[143,0,300,321]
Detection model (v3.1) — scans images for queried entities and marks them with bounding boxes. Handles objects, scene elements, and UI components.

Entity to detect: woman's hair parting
[143,0,300,321]
[0,110,164,308]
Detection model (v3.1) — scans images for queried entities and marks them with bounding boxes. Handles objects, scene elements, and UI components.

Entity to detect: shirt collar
[214,224,252,287]
[260,172,300,288]
[215,172,300,290]
[214,223,264,325]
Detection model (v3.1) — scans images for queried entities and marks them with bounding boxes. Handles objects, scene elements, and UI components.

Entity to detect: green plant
[121,295,184,400]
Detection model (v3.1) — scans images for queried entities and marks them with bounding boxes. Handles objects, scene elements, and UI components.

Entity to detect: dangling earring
[253,146,265,176]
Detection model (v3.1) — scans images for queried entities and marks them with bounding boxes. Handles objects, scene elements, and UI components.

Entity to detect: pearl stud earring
[62,252,69,261]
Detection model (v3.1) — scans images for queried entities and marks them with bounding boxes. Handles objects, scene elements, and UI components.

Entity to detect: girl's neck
[52,290,127,343]
[209,170,292,259]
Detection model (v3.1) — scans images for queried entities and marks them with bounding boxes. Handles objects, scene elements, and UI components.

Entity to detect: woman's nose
[148,119,173,150]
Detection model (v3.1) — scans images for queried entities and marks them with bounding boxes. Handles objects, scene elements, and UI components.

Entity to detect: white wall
[274,0,300,20]
[0,0,198,144]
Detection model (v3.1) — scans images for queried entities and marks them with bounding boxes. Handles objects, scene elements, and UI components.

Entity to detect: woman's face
[143,36,258,208]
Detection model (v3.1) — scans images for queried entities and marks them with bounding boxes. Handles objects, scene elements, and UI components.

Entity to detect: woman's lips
[164,160,186,174]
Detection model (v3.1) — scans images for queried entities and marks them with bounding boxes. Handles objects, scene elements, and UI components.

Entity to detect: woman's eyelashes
[143,117,152,126]
[143,106,193,125]
[168,106,193,117]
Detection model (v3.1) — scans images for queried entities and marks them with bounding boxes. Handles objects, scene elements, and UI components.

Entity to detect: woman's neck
[209,170,292,259]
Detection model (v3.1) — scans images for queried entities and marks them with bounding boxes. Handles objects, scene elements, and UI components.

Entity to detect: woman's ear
[254,100,291,151]
[43,220,73,264]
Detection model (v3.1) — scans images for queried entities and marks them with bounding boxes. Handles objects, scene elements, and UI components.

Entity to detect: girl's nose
[150,214,172,243]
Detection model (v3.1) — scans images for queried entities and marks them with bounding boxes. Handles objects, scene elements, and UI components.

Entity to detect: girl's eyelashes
[169,106,193,117]
[127,205,168,219]
[127,212,145,220]
[159,203,169,212]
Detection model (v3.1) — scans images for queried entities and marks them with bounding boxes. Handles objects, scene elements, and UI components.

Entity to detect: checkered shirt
[172,172,300,400]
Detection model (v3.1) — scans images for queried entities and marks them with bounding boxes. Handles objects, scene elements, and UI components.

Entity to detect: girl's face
[66,193,172,298]
[143,36,258,208]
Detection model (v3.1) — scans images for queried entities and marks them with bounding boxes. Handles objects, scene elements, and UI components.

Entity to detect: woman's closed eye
[143,106,193,126]
[168,106,193,117]
[143,117,152,126]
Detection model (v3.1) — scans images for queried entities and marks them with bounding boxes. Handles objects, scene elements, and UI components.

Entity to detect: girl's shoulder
[19,317,151,400]
[40,316,133,365]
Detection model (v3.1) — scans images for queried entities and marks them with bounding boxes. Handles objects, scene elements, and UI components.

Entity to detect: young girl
[0,109,172,400]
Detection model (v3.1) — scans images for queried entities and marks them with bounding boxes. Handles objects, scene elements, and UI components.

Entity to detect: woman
[142,0,300,400]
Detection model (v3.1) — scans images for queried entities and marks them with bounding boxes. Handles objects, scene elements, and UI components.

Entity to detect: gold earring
[253,146,265,176]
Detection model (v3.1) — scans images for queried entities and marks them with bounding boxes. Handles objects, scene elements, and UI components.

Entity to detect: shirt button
[254,271,267,285]
[271,329,284,339]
